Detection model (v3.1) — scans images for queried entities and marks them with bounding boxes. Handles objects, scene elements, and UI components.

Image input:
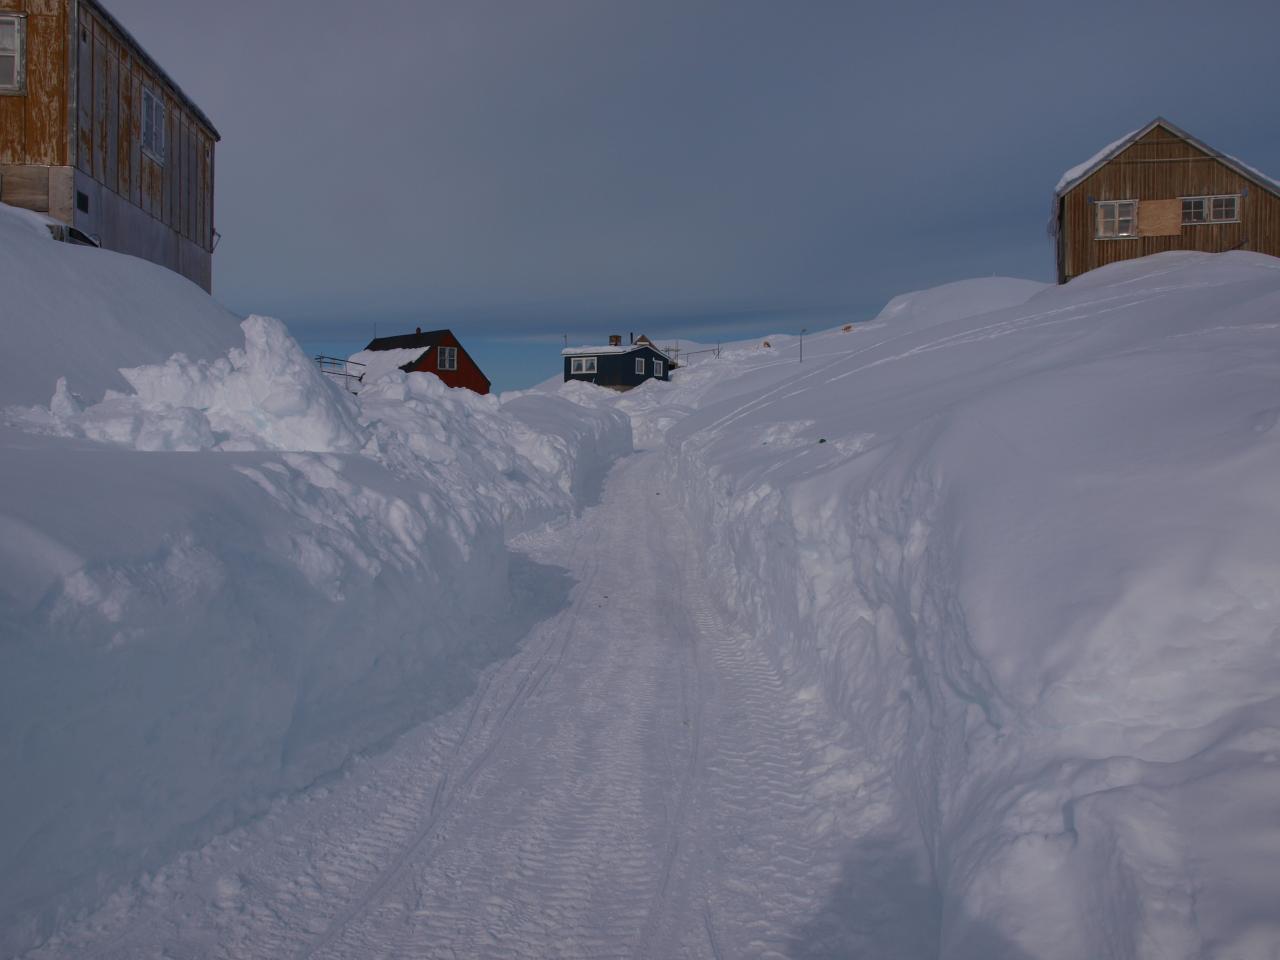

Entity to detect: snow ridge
[663,256,1280,957]
[0,219,631,953]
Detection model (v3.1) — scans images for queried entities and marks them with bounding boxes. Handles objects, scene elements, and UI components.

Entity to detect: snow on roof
[1220,151,1280,194]
[1054,126,1142,194]
[562,342,676,363]
[562,345,635,356]
[347,347,429,381]
[1055,117,1280,198]
[365,329,453,352]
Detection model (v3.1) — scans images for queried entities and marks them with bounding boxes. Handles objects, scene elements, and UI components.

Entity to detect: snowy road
[30,451,847,960]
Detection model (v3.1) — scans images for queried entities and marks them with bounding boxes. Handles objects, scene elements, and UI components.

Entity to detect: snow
[561,344,635,355]
[0,202,243,410]
[1055,125,1141,194]
[657,253,1280,958]
[0,202,632,952]
[1053,121,1280,199]
[346,346,430,384]
[5,182,1280,959]
[1221,150,1280,194]
[562,342,675,361]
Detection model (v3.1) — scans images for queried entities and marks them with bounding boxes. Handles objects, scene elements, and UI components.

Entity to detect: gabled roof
[363,329,491,386]
[562,341,675,364]
[1055,117,1280,200]
[365,329,452,352]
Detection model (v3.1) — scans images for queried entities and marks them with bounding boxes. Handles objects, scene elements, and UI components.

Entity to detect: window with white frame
[1212,195,1239,221]
[437,346,458,371]
[1095,200,1138,238]
[635,357,645,375]
[0,15,25,93]
[654,360,664,377]
[141,88,166,163]
[1182,194,1239,225]
[570,356,597,375]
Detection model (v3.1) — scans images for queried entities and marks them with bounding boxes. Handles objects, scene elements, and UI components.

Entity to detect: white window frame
[0,14,26,95]
[1181,194,1240,225]
[1095,200,1138,239]
[1211,195,1239,222]
[141,87,166,164]
[654,360,664,377]
[437,346,458,371]
[635,357,645,375]
[570,356,597,375]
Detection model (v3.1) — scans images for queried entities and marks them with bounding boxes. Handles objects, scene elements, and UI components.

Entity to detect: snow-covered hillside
[655,254,1280,957]
[0,205,631,952]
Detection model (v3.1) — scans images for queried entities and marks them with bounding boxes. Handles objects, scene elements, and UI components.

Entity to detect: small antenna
[563,333,568,349]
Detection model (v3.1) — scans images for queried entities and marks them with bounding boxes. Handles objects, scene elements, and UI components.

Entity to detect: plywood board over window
[1139,198,1182,237]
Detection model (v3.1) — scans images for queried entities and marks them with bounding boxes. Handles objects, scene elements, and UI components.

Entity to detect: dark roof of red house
[365,329,454,352]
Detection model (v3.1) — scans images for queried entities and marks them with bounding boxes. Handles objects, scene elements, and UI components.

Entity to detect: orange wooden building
[0,0,219,290]
[1052,118,1280,284]
[363,329,492,396]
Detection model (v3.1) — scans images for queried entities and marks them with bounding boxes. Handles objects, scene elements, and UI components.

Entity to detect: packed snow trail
[27,451,888,960]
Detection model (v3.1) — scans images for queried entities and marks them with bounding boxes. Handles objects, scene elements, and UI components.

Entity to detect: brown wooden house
[1053,118,1280,284]
[363,329,492,395]
[0,0,219,291]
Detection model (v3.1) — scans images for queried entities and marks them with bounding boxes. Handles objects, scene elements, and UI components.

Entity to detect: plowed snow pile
[653,254,1280,958]
[0,204,630,952]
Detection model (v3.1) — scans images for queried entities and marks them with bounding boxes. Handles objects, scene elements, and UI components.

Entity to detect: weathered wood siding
[75,0,215,255]
[1059,123,1280,282]
[0,0,72,221]
[0,0,69,168]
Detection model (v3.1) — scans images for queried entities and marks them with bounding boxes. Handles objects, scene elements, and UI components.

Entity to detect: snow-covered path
[29,451,849,960]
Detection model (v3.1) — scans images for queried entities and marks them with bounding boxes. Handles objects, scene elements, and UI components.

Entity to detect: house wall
[563,346,671,390]
[407,332,491,395]
[0,0,73,218]
[1059,124,1280,283]
[73,0,217,291]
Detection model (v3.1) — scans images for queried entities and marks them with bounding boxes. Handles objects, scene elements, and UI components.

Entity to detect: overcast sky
[105,0,1280,387]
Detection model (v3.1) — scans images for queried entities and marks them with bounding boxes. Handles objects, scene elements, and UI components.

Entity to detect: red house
[362,328,491,395]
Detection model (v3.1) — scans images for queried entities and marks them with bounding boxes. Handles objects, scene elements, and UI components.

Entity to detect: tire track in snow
[31,451,847,959]
[291,526,611,960]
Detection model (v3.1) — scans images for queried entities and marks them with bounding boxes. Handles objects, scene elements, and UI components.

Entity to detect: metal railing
[315,355,365,393]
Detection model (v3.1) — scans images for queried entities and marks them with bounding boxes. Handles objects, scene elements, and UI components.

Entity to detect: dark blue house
[562,334,674,390]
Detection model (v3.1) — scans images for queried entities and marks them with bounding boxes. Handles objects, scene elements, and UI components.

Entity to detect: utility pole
[800,328,807,363]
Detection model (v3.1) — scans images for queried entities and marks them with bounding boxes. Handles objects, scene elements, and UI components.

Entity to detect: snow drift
[0,204,631,952]
[658,255,1280,958]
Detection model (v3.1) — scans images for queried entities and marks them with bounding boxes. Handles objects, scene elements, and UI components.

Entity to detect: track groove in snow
[25,451,846,959]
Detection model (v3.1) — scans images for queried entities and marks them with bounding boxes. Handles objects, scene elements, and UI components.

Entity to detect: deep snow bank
[0,204,630,951]
[662,258,1280,958]
[0,202,242,409]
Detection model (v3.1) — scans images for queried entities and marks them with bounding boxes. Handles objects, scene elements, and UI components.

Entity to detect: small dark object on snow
[818,438,827,444]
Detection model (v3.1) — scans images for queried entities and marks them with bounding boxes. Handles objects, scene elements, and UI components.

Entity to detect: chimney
[415,326,422,334]
[629,332,634,344]
[609,334,622,347]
